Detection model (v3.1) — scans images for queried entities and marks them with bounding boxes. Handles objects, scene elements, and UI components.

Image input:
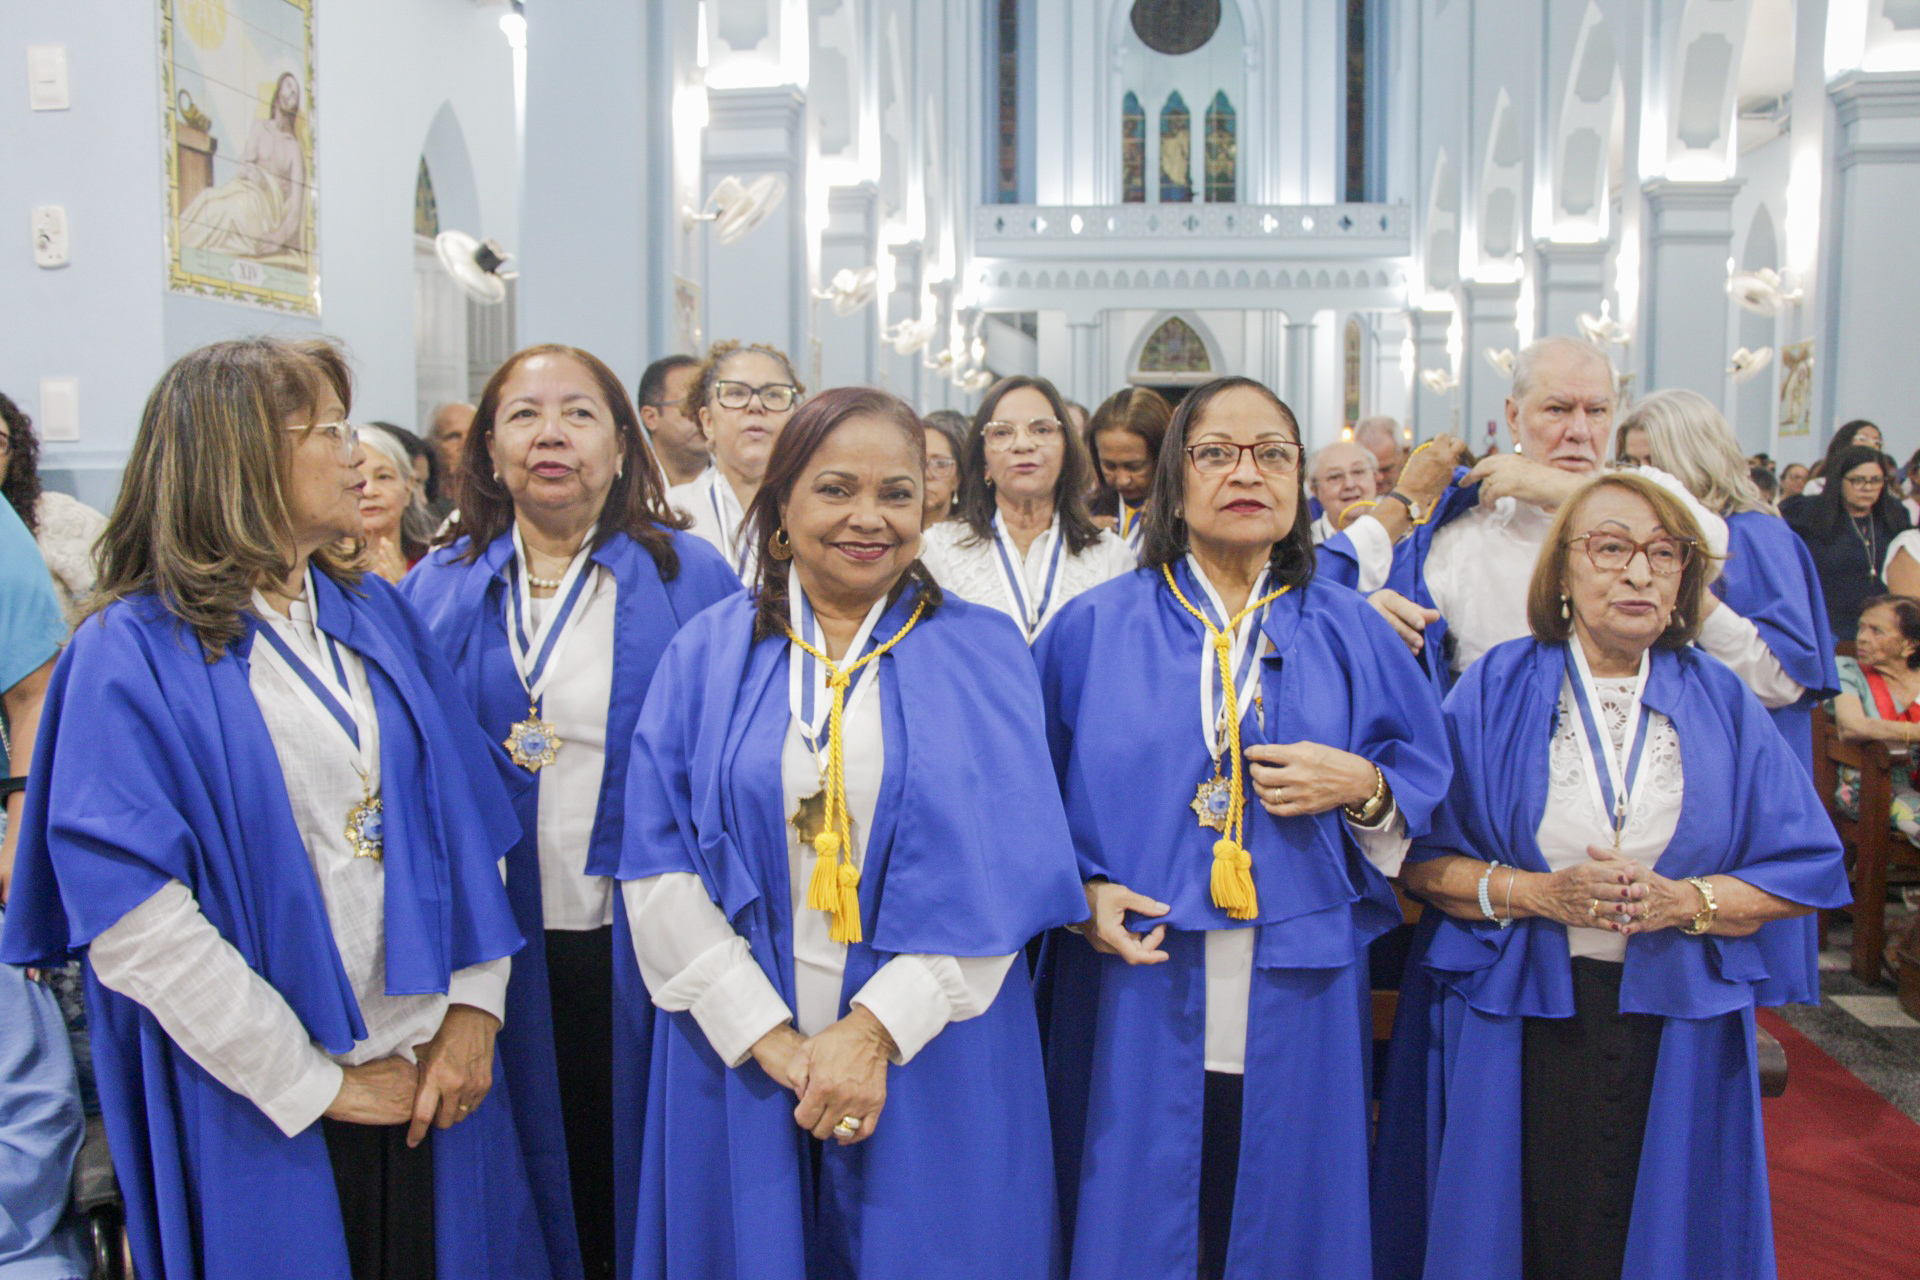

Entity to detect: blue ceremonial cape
[1714,510,1838,1004]
[1382,469,1481,699]
[401,528,740,1280]
[1032,565,1452,1280]
[1370,638,1850,1280]
[0,576,548,1280]
[617,588,1086,1280]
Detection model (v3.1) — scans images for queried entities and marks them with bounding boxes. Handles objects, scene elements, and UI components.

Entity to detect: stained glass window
[1139,316,1211,374]
[1159,91,1192,203]
[1343,317,1363,426]
[997,0,1020,203]
[1122,92,1146,203]
[1204,91,1236,203]
[414,157,439,239]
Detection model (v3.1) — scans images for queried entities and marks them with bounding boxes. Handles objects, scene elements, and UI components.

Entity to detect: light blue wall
[0,0,517,511]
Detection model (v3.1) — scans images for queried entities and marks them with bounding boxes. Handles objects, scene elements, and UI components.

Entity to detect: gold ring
[833,1116,861,1137]
[1588,898,1603,921]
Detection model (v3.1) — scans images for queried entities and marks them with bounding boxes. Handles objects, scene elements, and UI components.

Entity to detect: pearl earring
[1559,594,1571,621]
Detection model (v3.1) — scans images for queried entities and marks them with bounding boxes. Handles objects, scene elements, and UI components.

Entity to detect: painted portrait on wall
[1778,340,1813,438]
[162,0,319,313]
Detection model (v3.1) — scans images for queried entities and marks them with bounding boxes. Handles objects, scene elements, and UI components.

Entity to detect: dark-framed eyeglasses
[1185,440,1301,477]
[1566,531,1694,576]
[713,380,799,412]
[1844,473,1886,491]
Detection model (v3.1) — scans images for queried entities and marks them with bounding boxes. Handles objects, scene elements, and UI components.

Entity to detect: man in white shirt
[1309,441,1381,545]
[636,354,710,487]
[1369,336,1728,675]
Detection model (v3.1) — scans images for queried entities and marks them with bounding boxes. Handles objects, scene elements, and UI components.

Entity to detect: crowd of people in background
[0,323,1897,1280]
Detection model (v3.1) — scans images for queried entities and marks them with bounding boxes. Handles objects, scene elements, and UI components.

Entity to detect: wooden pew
[1810,702,1917,983]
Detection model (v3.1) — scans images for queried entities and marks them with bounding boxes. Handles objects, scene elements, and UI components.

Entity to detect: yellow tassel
[1211,838,1258,920]
[833,862,864,944]
[807,830,842,912]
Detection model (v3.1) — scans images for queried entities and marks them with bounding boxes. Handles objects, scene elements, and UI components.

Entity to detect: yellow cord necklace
[784,596,927,943]
[1160,563,1291,920]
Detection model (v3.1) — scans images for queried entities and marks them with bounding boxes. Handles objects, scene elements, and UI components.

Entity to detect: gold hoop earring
[768,527,793,561]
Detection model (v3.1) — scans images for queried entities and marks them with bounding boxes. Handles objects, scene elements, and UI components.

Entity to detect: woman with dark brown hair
[1,337,546,1279]
[1373,472,1849,1280]
[614,386,1083,1279]
[920,375,1136,642]
[402,344,740,1280]
[1084,385,1171,552]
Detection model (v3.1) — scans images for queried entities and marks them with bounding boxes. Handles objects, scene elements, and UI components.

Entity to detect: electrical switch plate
[32,206,69,267]
[27,45,69,111]
[39,379,79,442]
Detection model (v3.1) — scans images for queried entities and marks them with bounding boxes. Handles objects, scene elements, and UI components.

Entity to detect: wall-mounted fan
[1577,310,1633,348]
[1484,347,1515,378]
[684,175,787,245]
[813,266,878,316]
[1729,346,1774,382]
[883,317,937,356]
[1419,368,1458,395]
[434,230,517,306]
[954,367,995,394]
[1727,268,1802,317]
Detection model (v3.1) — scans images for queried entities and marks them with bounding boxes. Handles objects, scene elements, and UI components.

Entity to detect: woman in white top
[1374,473,1848,1280]
[0,390,107,624]
[0,337,545,1280]
[403,344,740,1280]
[615,386,1085,1278]
[920,376,1134,642]
[663,340,805,581]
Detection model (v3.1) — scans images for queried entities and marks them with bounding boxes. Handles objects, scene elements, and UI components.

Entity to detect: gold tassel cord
[1161,565,1292,921]
[785,597,927,943]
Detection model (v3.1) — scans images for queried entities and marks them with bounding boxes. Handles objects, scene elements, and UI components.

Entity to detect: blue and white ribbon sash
[1564,641,1653,842]
[990,511,1067,640]
[785,563,888,766]
[252,569,378,784]
[506,524,597,707]
[1183,554,1273,761]
[707,472,754,580]
[1117,500,1145,551]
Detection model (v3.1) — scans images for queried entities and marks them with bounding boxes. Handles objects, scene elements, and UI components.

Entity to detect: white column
[881,240,923,397]
[1410,307,1454,442]
[818,183,879,390]
[1370,310,1412,428]
[703,86,808,363]
[1284,318,1317,439]
[1067,316,1101,407]
[1533,241,1609,342]
[1461,280,1519,449]
[1826,72,1920,435]
[1640,179,1741,405]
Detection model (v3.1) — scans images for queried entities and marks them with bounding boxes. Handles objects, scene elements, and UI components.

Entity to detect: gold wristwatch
[1344,765,1392,826]
[1681,876,1719,936]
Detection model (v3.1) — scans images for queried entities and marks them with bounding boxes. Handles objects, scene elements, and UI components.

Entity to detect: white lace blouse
[31,490,107,624]
[918,518,1136,640]
[1537,675,1683,963]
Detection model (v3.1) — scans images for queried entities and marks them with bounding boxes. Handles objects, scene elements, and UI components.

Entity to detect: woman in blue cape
[402,344,740,1280]
[0,338,549,1280]
[1033,376,1452,1280]
[1619,389,1838,1006]
[615,387,1086,1280]
[1371,473,1848,1280]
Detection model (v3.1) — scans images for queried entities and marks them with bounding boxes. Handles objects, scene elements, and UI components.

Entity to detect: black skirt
[547,925,616,1279]
[322,1118,434,1280]
[1521,956,1664,1280]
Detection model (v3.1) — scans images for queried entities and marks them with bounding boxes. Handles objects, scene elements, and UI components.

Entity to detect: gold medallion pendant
[345,794,385,861]
[505,711,562,772]
[789,790,832,846]
[1191,770,1233,833]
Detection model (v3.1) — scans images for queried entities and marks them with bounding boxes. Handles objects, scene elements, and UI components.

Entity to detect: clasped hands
[323,1003,499,1147]
[1523,844,1700,936]
[750,1008,896,1146]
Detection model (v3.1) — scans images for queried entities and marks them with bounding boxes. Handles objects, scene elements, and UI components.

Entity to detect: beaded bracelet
[1477,861,1506,927]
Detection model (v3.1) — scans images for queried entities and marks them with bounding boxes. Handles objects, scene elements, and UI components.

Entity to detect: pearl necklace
[525,572,563,590]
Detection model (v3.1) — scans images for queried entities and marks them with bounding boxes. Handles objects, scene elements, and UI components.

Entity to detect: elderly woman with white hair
[355,422,434,581]
[1617,387,1838,1005]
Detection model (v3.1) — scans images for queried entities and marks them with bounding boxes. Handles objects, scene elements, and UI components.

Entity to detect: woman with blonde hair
[1621,388,1837,1004]
[1373,472,1847,1280]
[1,338,549,1280]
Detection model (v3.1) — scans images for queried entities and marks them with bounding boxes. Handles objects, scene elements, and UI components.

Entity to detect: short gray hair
[1353,416,1402,453]
[1511,336,1615,403]
[356,423,414,479]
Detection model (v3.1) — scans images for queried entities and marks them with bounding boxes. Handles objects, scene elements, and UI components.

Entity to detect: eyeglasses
[1845,473,1886,491]
[1566,531,1694,576]
[1185,440,1302,477]
[926,457,957,475]
[712,380,799,412]
[982,418,1064,450]
[289,420,359,461]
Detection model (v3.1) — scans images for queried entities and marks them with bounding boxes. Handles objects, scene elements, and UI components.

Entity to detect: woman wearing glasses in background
[919,376,1135,643]
[1784,443,1912,637]
[664,341,805,583]
[1373,473,1846,1280]
[1034,377,1451,1279]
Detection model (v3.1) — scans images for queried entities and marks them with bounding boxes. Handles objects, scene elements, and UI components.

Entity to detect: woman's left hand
[1246,742,1377,817]
[791,1006,894,1146]
[1609,858,1699,936]
[408,1003,500,1147]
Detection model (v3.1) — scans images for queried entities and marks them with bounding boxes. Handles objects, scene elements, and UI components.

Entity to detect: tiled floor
[1772,936,1920,1123]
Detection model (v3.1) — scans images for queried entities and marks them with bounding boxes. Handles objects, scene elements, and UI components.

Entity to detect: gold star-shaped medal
[505,712,562,772]
[790,790,831,846]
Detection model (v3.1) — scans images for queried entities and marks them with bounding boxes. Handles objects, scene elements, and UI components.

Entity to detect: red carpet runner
[1759,1010,1920,1280]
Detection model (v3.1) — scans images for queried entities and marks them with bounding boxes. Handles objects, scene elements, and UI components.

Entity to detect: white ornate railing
[972,203,1410,243]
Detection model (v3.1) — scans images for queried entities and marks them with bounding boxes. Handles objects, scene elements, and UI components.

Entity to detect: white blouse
[1309,511,1394,594]
[1536,675,1683,963]
[87,593,509,1138]
[666,468,754,583]
[919,517,1135,640]
[31,490,107,625]
[524,569,618,931]
[621,595,1014,1068]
